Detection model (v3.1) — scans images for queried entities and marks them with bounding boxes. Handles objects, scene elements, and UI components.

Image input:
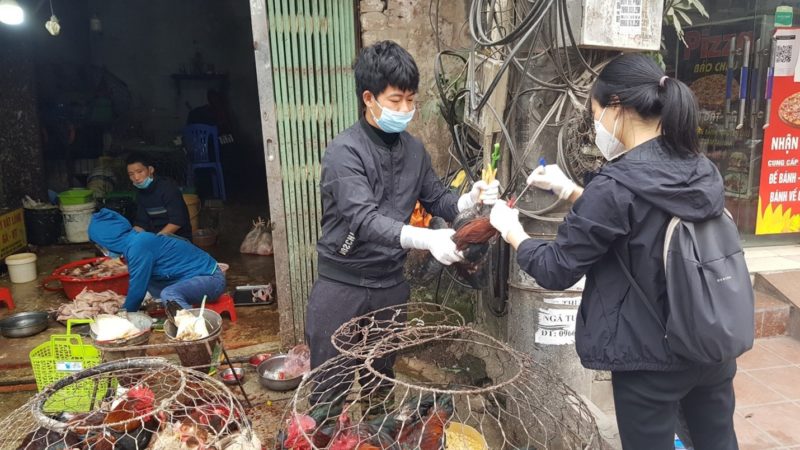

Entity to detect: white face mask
[594,108,626,161]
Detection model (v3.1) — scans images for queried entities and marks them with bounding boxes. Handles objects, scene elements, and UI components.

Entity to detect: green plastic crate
[58,189,94,205]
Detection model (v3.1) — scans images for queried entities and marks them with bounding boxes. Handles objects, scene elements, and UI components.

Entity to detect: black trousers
[612,361,738,450]
[305,276,410,406]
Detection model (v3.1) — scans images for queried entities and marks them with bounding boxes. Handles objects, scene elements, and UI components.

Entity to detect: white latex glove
[527,164,576,201]
[490,202,526,242]
[457,179,501,211]
[400,225,463,265]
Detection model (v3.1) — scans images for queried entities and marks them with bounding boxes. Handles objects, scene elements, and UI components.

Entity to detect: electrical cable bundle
[433,0,612,216]
[425,0,616,314]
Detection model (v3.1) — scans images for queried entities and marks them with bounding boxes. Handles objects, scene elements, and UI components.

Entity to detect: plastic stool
[207,293,237,322]
[0,287,15,310]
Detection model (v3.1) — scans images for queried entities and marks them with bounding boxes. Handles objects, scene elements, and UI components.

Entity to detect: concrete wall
[359,0,469,174]
[0,27,47,209]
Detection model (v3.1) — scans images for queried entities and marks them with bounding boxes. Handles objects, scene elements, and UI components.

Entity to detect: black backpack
[615,210,754,364]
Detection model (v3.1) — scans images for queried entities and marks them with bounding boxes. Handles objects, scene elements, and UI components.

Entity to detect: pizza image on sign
[778,91,800,128]
[690,74,740,110]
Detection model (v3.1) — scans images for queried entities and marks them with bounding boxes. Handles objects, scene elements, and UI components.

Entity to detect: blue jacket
[88,208,219,311]
[518,138,724,372]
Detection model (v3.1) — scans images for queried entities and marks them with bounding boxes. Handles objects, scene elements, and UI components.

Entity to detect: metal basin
[0,312,50,338]
[220,366,245,385]
[257,354,302,391]
[89,312,154,344]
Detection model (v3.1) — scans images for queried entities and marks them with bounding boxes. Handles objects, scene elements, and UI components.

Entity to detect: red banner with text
[758,28,800,234]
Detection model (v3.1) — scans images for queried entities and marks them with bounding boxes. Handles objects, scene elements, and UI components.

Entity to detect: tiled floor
[735,337,800,449]
[744,245,800,273]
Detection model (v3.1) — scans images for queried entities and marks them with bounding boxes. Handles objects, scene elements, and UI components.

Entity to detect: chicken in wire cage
[277,304,602,450]
[0,358,261,449]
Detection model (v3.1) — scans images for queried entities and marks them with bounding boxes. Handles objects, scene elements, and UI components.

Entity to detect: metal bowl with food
[249,352,272,369]
[89,312,154,344]
[0,312,50,338]
[256,354,302,391]
[220,366,245,385]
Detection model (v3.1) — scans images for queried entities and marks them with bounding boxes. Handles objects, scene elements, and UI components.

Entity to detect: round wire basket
[278,305,602,449]
[0,357,261,449]
[331,302,467,359]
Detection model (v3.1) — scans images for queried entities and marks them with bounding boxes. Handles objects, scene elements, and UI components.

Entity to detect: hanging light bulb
[45,0,60,36]
[0,0,24,26]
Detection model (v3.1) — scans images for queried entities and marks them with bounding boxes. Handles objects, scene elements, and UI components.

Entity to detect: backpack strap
[613,249,666,333]
[663,216,681,273]
[663,210,734,272]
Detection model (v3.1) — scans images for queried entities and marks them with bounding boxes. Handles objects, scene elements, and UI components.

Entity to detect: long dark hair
[592,53,699,156]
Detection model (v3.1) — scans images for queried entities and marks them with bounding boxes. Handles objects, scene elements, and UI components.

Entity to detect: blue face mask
[134,176,153,189]
[370,99,415,133]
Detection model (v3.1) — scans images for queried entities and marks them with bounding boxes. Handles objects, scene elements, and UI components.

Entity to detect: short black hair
[125,152,153,168]
[353,41,419,110]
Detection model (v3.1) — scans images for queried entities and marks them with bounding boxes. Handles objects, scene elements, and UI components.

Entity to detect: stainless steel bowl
[0,311,50,338]
[257,354,302,391]
[220,366,245,385]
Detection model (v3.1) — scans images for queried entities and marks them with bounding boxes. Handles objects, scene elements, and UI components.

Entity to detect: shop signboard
[757,27,800,234]
[0,208,27,260]
[676,18,770,201]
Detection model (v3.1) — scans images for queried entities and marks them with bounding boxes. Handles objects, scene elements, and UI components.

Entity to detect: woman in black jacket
[490,53,737,449]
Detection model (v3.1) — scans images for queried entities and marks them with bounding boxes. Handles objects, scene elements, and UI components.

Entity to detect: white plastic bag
[283,344,310,378]
[240,218,273,256]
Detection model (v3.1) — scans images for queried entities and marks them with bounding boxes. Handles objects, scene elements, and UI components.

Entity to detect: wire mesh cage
[0,357,261,449]
[278,304,602,449]
[331,302,467,359]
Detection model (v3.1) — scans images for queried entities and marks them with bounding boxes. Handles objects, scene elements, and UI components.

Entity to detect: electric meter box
[559,0,664,51]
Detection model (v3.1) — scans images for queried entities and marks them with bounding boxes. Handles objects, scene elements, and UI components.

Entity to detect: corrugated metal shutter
[252,0,358,343]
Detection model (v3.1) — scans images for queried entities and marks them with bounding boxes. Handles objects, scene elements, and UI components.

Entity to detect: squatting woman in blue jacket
[490,54,737,449]
[88,208,225,312]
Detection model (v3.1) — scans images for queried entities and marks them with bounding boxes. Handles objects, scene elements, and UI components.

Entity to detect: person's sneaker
[165,301,182,322]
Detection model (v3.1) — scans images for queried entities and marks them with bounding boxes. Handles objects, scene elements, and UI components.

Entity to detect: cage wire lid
[331,301,467,359]
[0,357,261,449]
[281,305,601,450]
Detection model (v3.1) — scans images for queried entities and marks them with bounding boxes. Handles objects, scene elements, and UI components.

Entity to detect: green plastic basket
[58,189,94,205]
[29,319,110,412]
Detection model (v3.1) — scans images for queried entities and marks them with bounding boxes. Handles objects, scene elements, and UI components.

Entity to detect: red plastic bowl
[43,257,129,300]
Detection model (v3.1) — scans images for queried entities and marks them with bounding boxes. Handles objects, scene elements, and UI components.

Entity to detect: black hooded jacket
[517,137,725,371]
[315,118,460,288]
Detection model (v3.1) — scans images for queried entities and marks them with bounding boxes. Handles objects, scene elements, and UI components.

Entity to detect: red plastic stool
[206,293,237,322]
[0,287,15,310]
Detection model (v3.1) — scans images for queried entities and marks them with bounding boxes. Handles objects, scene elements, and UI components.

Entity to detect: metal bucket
[506,255,591,396]
[164,309,223,370]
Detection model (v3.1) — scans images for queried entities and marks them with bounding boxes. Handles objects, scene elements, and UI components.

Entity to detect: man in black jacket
[306,41,498,406]
[127,153,193,241]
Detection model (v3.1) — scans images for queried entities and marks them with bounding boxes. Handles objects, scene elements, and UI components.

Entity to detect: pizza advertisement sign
[675,18,768,202]
[757,28,800,235]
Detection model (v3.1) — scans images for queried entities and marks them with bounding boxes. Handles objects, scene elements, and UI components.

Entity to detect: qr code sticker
[777,44,792,64]
[616,0,642,29]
